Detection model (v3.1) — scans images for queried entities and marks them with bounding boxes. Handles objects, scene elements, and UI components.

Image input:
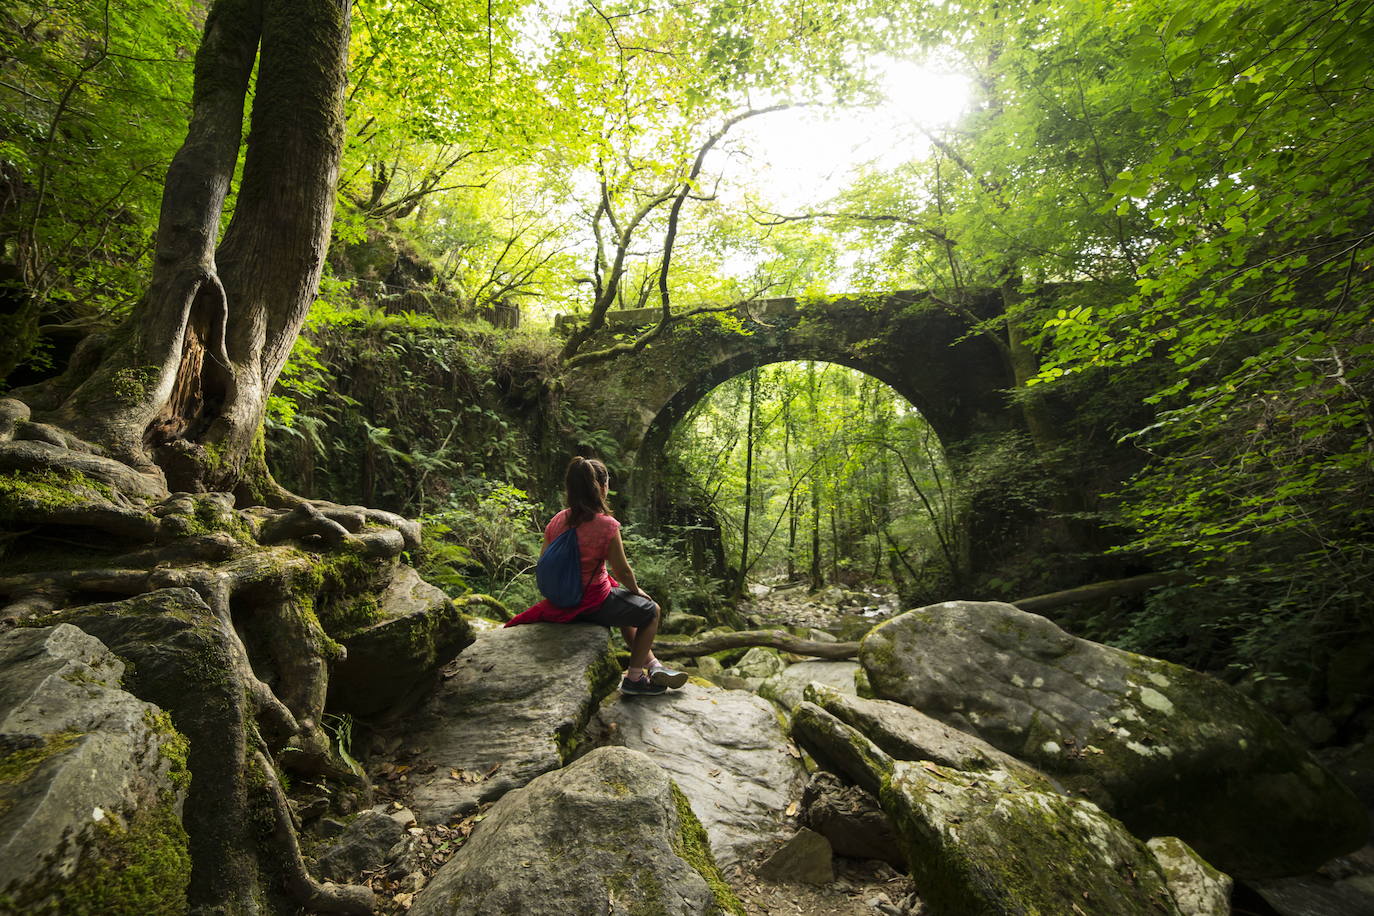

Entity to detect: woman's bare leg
[627,605,659,669]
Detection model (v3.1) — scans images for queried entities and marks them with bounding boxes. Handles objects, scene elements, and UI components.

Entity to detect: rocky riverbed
[5,584,1372,915]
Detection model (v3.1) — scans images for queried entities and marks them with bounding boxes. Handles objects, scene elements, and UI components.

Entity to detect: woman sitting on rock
[505,456,688,696]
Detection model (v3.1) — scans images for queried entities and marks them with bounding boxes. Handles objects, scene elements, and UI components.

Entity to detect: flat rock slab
[411,746,737,916]
[861,600,1366,878]
[593,681,806,867]
[404,623,618,824]
[0,625,186,910]
[759,660,861,711]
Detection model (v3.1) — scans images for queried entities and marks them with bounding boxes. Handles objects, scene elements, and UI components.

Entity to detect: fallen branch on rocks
[654,628,860,661]
[459,593,515,621]
[1012,571,1193,614]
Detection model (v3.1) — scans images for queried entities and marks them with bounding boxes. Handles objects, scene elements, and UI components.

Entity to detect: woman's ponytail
[565,456,610,526]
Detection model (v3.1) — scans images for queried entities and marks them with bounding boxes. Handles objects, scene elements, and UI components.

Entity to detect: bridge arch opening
[644,357,960,601]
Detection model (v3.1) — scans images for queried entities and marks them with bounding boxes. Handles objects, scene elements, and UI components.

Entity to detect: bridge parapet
[555,290,927,333]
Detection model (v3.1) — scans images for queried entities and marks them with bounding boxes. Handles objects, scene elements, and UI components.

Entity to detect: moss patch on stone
[669,781,746,916]
[144,710,191,793]
[0,796,190,915]
[557,646,623,763]
[0,731,82,792]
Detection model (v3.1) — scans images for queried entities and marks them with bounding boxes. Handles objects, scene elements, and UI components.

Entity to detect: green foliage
[669,360,957,597]
[621,528,726,618]
[265,299,569,513]
[0,1,200,378]
[417,479,544,611]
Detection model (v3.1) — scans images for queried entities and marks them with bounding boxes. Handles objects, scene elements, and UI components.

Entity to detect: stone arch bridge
[563,289,1021,508]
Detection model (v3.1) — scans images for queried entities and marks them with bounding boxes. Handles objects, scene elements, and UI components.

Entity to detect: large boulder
[881,758,1182,916]
[792,702,1187,916]
[410,746,742,916]
[313,805,414,883]
[0,624,190,913]
[404,623,619,823]
[328,564,476,717]
[592,680,806,866]
[861,600,1366,878]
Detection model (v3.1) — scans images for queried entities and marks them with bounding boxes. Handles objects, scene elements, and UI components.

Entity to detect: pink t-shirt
[543,508,621,591]
[504,509,621,626]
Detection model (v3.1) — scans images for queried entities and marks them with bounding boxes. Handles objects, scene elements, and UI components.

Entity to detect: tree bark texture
[25,0,350,497]
[0,2,390,913]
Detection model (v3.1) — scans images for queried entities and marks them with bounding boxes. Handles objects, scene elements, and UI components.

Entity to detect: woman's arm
[604,530,645,596]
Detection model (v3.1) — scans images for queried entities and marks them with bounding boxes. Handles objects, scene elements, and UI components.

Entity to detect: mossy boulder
[1147,837,1232,916]
[801,684,1052,791]
[791,700,1189,914]
[880,759,1182,916]
[0,624,189,913]
[860,600,1366,878]
[410,746,741,916]
[790,701,896,799]
[327,564,476,717]
[727,646,786,681]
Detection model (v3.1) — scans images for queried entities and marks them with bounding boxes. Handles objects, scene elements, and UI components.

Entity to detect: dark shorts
[577,587,658,627]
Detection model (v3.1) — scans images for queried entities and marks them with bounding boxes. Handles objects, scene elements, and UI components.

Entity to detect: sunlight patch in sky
[721,60,972,212]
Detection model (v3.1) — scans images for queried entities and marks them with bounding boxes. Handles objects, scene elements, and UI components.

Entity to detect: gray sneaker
[649,663,688,689]
[621,675,667,696]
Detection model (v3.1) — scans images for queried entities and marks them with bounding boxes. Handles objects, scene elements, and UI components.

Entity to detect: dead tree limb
[460,593,514,621]
[654,628,859,661]
[1013,571,1193,614]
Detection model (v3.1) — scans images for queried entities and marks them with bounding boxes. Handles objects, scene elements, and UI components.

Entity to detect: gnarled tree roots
[0,396,431,913]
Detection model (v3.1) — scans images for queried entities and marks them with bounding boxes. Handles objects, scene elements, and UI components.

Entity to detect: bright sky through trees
[722,60,973,210]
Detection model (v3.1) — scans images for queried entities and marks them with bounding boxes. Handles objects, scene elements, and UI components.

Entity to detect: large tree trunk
[20,0,349,497]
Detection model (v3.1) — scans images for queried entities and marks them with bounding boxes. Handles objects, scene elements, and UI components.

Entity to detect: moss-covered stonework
[879,760,1180,916]
[670,782,747,916]
[859,600,1367,879]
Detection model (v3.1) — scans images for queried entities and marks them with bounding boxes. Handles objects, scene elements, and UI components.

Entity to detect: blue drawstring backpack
[536,526,583,608]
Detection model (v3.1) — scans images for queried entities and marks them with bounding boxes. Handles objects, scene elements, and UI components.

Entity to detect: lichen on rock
[860,600,1367,878]
[410,746,736,915]
[0,624,190,914]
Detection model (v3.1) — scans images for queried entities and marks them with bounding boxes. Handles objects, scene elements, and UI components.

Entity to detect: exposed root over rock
[0,397,449,913]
